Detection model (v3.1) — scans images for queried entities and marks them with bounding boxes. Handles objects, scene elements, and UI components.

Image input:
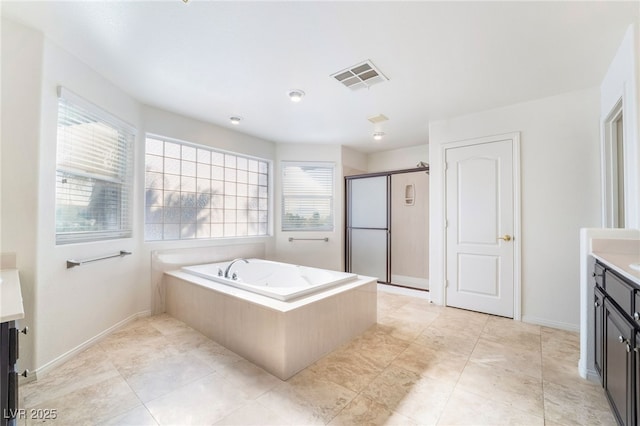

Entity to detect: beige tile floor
[19,290,616,426]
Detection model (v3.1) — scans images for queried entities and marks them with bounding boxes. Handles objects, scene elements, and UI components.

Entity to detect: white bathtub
[181,258,358,301]
[165,258,377,379]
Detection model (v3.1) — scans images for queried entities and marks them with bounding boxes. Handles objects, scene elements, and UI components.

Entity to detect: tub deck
[164,269,377,380]
[180,259,359,301]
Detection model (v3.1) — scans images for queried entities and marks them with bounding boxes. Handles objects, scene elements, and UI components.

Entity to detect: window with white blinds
[281,162,334,231]
[144,136,270,240]
[55,87,135,244]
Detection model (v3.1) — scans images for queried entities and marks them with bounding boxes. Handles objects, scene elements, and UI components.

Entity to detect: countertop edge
[1,269,25,323]
[592,252,640,286]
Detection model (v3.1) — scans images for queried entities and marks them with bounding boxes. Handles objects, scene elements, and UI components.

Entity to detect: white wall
[1,18,44,371]
[1,19,280,374]
[600,24,640,229]
[429,87,601,330]
[341,146,367,176]
[1,19,146,373]
[367,144,429,173]
[274,144,344,271]
[142,106,276,162]
[35,35,144,373]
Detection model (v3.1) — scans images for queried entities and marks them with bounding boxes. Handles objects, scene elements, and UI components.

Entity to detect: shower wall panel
[391,171,429,289]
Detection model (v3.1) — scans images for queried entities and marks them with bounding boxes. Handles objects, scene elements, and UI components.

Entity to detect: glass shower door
[346,175,389,282]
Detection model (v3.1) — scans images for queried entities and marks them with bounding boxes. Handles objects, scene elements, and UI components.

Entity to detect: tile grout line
[540,328,548,426]
[105,348,155,425]
[23,295,590,425]
[106,325,160,426]
[431,315,487,426]
[321,324,409,423]
[323,296,435,425]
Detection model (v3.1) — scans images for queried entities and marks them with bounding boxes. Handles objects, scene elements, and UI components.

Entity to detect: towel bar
[66,250,132,269]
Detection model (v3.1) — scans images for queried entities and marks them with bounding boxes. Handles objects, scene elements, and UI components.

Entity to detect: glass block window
[144,136,270,240]
[281,162,334,231]
[55,87,135,244]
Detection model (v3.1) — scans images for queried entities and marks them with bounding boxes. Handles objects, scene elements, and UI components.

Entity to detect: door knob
[498,234,512,242]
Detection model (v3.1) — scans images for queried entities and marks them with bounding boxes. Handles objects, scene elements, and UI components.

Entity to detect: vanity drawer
[605,270,634,317]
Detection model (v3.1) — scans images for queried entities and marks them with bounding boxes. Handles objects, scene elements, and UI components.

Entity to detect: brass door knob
[498,234,512,242]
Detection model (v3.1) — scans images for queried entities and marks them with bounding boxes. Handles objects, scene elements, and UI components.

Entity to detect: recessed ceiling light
[288,90,305,102]
[373,132,385,141]
[229,116,242,125]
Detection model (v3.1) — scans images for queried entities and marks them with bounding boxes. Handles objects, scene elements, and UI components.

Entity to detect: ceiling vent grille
[367,114,388,124]
[330,60,389,91]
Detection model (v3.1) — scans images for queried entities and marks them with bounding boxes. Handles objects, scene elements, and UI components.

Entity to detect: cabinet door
[594,285,605,381]
[1,323,8,426]
[634,292,640,327]
[605,300,633,426]
[635,332,640,426]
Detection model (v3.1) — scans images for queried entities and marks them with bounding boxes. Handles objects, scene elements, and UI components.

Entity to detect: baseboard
[521,315,579,332]
[579,357,601,382]
[391,274,429,289]
[32,310,151,379]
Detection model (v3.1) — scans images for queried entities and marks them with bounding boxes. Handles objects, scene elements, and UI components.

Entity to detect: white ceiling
[2,1,638,153]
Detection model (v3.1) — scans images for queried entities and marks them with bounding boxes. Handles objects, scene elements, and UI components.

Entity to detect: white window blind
[55,87,135,244]
[144,136,270,240]
[281,162,334,231]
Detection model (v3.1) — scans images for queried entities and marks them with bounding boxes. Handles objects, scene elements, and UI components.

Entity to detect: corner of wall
[367,144,429,173]
[1,17,45,372]
[599,23,640,229]
[274,144,344,271]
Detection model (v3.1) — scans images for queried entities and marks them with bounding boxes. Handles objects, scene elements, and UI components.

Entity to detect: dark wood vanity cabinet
[594,285,605,379]
[0,323,7,426]
[637,331,640,426]
[593,259,639,426]
[0,321,18,426]
[604,299,634,425]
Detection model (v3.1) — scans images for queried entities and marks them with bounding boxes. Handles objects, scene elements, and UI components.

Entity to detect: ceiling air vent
[367,114,388,124]
[330,60,389,91]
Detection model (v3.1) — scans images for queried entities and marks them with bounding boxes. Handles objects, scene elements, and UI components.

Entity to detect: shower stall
[345,166,429,290]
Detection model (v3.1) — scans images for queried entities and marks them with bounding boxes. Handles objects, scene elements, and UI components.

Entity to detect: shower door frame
[345,166,429,286]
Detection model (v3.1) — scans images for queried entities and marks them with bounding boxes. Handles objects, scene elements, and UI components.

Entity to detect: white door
[445,136,518,318]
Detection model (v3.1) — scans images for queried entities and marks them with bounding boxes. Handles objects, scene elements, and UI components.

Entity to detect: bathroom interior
[1,1,640,425]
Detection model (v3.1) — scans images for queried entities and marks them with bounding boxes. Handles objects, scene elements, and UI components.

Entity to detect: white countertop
[0,269,25,322]
[592,252,640,286]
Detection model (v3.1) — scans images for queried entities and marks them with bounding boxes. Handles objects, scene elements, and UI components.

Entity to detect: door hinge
[444,162,448,171]
[445,219,448,228]
[445,280,449,288]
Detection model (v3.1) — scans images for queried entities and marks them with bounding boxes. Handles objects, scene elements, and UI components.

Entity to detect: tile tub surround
[164,270,377,380]
[18,291,614,425]
[150,243,266,315]
[0,252,17,270]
